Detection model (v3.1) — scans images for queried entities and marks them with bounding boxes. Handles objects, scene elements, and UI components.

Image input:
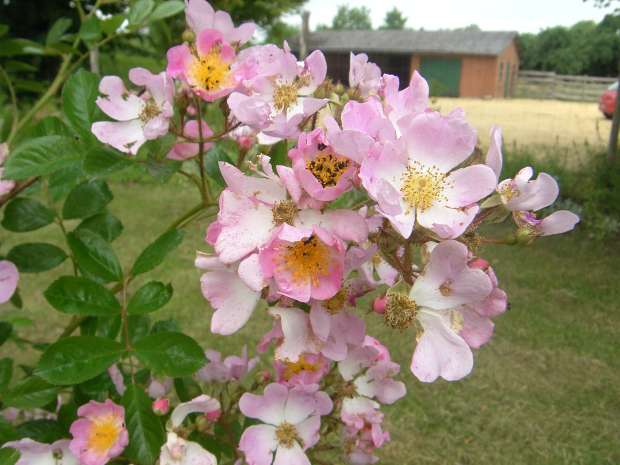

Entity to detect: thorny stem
[194,97,211,205]
[120,276,136,382]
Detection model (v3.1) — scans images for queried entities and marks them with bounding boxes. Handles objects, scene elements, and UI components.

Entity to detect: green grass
[2,180,619,465]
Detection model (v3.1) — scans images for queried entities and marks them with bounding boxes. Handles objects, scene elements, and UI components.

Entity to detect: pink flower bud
[206,409,221,422]
[468,257,489,270]
[373,295,387,314]
[152,398,170,415]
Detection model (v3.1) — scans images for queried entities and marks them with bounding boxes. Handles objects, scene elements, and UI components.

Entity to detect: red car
[600,82,618,119]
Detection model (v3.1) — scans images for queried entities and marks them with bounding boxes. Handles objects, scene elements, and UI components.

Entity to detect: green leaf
[3,376,59,408]
[2,197,55,232]
[48,164,83,201]
[128,281,173,314]
[204,103,225,133]
[150,318,179,334]
[76,212,123,242]
[0,357,13,391]
[133,332,205,377]
[150,1,185,21]
[62,69,101,142]
[269,139,289,167]
[101,14,126,36]
[126,315,150,344]
[122,384,165,465]
[0,447,20,465]
[0,38,47,57]
[36,336,124,385]
[44,276,121,316]
[0,322,12,346]
[27,115,71,138]
[131,229,184,276]
[46,17,72,45]
[83,146,133,176]
[79,15,102,43]
[128,0,155,26]
[7,243,67,273]
[16,419,66,443]
[205,143,234,186]
[63,179,113,220]
[3,136,80,180]
[67,230,123,282]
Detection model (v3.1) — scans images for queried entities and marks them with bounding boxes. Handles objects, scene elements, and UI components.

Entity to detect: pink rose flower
[498,166,559,212]
[167,29,241,101]
[167,120,214,160]
[185,0,255,45]
[259,224,345,303]
[69,399,128,465]
[349,53,381,98]
[274,353,330,387]
[196,346,258,382]
[228,46,327,141]
[5,438,79,465]
[360,109,497,239]
[0,260,19,304]
[516,210,580,237]
[92,68,173,155]
[239,383,332,465]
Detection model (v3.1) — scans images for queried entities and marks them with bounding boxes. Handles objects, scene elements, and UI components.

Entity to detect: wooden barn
[297,29,519,98]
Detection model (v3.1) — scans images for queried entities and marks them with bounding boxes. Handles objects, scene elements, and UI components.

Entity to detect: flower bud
[373,295,387,314]
[515,226,536,245]
[182,29,195,43]
[152,398,170,415]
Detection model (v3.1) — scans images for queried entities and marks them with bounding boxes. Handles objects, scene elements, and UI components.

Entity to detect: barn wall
[460,56,498,98]
[495,41,520,97]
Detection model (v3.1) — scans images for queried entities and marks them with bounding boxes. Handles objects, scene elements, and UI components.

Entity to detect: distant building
[294,29,519,98]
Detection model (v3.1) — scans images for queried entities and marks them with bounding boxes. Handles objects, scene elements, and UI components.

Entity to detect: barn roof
[295,29,518,56]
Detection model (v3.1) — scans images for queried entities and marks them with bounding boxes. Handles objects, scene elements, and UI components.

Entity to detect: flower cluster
[1,1,579,465]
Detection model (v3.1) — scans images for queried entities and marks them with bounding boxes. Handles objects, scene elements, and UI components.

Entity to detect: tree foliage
[518,15,620,76]
[380,7,407,30]
[320,5,372,30]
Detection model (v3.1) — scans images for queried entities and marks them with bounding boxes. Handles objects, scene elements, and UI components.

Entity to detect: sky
[283,0,611,33]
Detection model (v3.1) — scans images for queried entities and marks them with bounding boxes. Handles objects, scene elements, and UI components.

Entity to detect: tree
[380,7,407,30]
[329,5,372,30]
[264,21,299,46]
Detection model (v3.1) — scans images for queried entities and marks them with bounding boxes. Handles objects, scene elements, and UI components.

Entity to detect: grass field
[2,180,619,465]
[435,98,611,151]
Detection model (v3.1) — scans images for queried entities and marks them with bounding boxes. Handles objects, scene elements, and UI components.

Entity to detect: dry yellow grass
[434,97,611,149]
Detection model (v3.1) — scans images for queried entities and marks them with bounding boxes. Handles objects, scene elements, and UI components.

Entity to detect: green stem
[0,65,19,140]
[194,98,211,205]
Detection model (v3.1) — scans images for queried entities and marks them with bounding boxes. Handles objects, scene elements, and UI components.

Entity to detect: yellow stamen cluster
[341,382,358,398]
[439,279,453,296]
[190,49,231,91]
[139,99,161,123]
[87,416,122,454]
[400,162,447,212]
[306,152,350,188]
[272,200,299,226]
[277,235,332,286]
[324,287,347,314]
[384,293,418,330]
[273,83,299,112]
[275,422,300,448]
[499,182,520,201]
[450,310,464,332]
[282,355,321,380]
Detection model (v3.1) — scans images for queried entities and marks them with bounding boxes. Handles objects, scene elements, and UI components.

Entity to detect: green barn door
[419,57,462,97]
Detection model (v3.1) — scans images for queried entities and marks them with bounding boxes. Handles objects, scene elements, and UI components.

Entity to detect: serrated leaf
[7,243,67,273]
[62,69,100,142]
[268,139,289,167]
[76,212,123,242]
[0,357,13,390]
[128,0,155,26]
[79,15,102,43]
[131,229,184,276]
[0,322,12,346]
[0,38,48,57]
[0,447,20,465]
[122,384,165,465]
[3,376,59,408]
[128,281,173,314]
[2,197,55,232]
[16,419,66,443]
[67,230,122,282]
[205,143,234,186]
[44,276,121,316]
[133,332,205,377]
[36,336,124,385]
[83,146,133,176]
[46,17,72,45]
[150,1,185,21]
[63,179,113,220]
[4,136,80,180]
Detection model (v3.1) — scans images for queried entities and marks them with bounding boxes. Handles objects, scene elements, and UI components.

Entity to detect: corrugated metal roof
[295,29,518,56]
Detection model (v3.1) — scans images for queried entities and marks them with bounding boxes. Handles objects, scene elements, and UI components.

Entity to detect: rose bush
[0,1,579,464]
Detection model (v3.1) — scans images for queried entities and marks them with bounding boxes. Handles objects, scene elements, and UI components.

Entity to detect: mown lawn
[2,180,619,465]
